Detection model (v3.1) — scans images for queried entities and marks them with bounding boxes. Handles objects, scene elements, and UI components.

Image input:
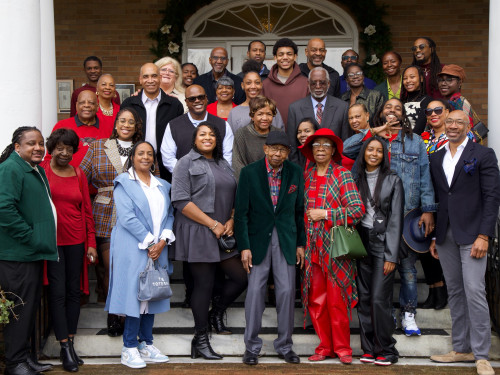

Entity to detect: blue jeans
[123,314,155,348]
[397,249,418,314]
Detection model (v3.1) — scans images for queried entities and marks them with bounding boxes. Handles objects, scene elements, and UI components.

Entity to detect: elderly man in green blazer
[0,127,58,375]
[235,131,306,366]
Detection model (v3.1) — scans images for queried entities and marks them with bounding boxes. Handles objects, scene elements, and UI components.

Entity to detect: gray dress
[172,157,237,262]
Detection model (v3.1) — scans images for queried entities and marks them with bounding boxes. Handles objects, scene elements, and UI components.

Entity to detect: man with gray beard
[193,47,245,104]
[287,66,349,165]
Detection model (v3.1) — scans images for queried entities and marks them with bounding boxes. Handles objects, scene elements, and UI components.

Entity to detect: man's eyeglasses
[342,55,358,61]
[186,95,207,103]
[211,56,228,62]
[411,44,428,52]
[268,146,289,154]
[437,77,458,84]
[347,71,363,78]
[425,107,444,116]
[445,118,469,127]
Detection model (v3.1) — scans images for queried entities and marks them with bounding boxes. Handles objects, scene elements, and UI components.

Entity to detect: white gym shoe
[121,346,146,368]
[138,341,169,363]
[401,312,421,336]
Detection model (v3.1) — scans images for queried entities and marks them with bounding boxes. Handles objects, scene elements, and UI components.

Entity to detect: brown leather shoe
[430,351,475,363]
[476,359,495,375]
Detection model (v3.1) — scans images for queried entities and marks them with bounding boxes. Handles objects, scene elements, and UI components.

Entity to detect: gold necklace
[100,104,113,116]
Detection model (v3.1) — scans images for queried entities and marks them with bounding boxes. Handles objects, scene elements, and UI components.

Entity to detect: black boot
[68,337,84,365]
[60,341,78,372]
[27,356,53,372]
[434,285,448,310]
[190,329,223,360]
[209,307,232,335]
[107,313,123,337]
[421,287,435,309]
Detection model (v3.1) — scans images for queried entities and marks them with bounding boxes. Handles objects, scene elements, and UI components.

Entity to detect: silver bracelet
[210,220,219,231]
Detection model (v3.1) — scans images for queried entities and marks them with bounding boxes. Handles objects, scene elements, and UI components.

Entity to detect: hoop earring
[150,164,156,173]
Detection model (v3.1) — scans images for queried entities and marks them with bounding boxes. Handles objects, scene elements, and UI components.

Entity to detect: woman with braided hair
[0,127,58,375]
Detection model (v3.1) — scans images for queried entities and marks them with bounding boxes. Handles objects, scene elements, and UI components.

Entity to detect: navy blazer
[430,139,500,245]
[193,70,246,105]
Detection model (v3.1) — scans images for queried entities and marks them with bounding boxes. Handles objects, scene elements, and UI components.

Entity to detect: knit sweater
[232,124,281,181]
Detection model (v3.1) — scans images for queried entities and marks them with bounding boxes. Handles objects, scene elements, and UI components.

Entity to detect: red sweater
[96,102,120,133]
[262,63,309,128]
[70,84,121,117]
[47,116,114,168]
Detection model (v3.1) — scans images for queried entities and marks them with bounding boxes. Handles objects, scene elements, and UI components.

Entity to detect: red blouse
[206,101,237,121]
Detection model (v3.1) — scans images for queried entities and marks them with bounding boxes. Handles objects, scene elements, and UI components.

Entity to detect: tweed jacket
[80,138,126,238]
[234,158,306,265]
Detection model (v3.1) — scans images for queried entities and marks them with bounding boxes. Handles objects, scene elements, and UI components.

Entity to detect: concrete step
[42,327,500,359]
[78,304,453,330]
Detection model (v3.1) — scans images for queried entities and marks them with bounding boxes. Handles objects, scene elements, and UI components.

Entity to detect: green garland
[149,0,391,82]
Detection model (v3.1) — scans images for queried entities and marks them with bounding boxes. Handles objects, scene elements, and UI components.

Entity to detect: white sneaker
[401,312,421,336]
[138,341,169,363]
[121,346,146,368]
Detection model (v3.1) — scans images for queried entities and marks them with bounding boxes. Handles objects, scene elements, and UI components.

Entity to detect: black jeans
[189,255,247,331]
[356,226,398,358]
[0,260,43,365]
[47,243,85,341]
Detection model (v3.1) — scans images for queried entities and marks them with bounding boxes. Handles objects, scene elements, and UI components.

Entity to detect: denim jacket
[344,129,436,214]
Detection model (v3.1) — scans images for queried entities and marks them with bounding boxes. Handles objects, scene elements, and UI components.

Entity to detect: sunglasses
[342,55,358,61]
[425,107,444,116]
[411,44,428,52]
[186,94,207,103]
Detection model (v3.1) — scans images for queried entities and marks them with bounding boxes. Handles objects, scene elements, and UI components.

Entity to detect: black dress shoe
[27,357,53,372]
[242,350,258,365]
[278,350,300,364]
[4,362,38,375]
[434,285,448,310]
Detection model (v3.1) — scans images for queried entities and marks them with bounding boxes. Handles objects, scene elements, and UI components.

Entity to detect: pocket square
[288,185,297,194]
[463,158,477,175]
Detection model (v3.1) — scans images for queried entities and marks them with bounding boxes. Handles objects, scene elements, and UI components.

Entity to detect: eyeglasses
[342,55,358,61]
[312,142,333,149]
[445,118,469,127]
[347,71,363,78]
[425,107,444,116]
[268,146,289,154]
[411,44,428,52]
[437,77,458,84]
[160,68,176,75]
[211,56,228,62]
[118,118,136,127]
[186,94,207,103]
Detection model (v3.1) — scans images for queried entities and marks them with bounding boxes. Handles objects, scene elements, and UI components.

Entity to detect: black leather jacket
[357,172,405,262]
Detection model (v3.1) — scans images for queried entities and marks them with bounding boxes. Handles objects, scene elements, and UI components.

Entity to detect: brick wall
[54,0,489,122]
[380,0,489,122]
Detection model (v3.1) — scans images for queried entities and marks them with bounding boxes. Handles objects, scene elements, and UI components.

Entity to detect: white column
[0,0,56,153]
[41,0,58,140]
[489,0,500,156]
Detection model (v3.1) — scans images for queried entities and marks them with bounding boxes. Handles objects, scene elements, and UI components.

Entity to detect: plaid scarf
[301,162,365,326]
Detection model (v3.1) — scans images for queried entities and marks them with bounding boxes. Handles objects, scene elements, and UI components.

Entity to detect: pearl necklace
[100,104,113,116]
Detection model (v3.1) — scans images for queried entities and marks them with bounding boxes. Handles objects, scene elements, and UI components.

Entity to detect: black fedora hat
[402,208,432,253]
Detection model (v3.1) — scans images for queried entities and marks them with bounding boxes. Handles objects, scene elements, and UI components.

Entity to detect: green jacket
[234,158,306,265]
[0,152,57,262]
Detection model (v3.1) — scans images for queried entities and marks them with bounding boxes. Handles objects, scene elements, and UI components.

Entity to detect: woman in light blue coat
[105,141,175,369]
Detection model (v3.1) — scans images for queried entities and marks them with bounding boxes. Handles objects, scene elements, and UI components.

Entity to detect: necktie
[316,103,323,124]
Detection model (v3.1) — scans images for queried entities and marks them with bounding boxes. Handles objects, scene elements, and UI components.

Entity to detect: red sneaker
[360,354,375,363]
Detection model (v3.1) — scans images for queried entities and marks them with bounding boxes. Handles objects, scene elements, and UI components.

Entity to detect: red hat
[298,128,343,163]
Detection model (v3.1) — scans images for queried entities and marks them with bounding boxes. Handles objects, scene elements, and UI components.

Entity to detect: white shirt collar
[444,136,469,153]
[141,90,161,105]
[127,168,161,188]
[187,111,208,125]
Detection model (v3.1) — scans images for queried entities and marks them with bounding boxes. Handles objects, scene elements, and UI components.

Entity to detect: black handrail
[486,213,500,335]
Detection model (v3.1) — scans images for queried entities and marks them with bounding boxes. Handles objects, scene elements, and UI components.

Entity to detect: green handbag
[329,209,367,259]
